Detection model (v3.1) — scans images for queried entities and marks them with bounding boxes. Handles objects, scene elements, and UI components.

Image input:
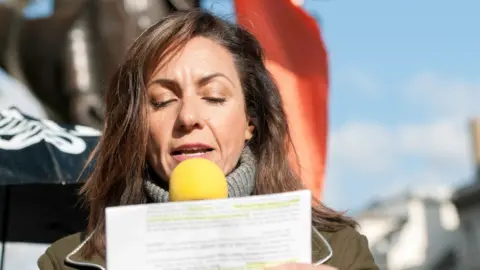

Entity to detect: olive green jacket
[38,226,378,269]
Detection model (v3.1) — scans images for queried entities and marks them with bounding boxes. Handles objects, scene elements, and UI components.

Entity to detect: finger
[263,263,293,269]
[264,263,303,269]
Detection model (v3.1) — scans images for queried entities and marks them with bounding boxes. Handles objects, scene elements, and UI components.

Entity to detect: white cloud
[398,119,471,168]
[329,122,396,173]
[395,167,462,189]
[329,71,477,174]
[405,71,480,117]
[400,72,478,168]
[325,72,478,209]
[343,69,381,97]
[329,119,473,176]
[321,168,348,210]
[325,119,474,211]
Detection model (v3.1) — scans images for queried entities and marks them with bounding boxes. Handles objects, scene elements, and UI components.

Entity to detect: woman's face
[146,37,254,181]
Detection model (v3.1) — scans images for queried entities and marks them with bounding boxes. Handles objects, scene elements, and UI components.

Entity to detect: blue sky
[202,0,480,211]
[1,0,479,212]
[0,0,53,18]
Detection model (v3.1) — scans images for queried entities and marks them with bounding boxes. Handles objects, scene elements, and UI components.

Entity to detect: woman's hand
[265,263,338,270]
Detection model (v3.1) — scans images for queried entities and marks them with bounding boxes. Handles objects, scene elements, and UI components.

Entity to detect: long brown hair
[80,9,356,258]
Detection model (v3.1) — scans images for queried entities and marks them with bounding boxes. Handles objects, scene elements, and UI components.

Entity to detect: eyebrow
[147,73,234,89]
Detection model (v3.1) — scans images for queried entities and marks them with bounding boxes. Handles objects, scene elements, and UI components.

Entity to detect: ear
[245,119,255,141]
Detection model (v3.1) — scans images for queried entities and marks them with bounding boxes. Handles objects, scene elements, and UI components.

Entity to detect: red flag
[235,0,328,198]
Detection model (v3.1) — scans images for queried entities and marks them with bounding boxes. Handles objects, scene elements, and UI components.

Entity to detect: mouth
[170,144,214,160]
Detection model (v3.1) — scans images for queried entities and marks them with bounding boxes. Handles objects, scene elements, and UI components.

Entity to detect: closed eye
[204,97,226,104]
[151,99,176,108]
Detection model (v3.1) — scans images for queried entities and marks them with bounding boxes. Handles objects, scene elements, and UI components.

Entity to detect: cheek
[210,108,248,149]
[147,114,174,153]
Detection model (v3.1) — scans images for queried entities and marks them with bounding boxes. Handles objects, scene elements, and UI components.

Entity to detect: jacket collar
[65,232,106,270]
[312,226,334,265]
[65,227,333,269]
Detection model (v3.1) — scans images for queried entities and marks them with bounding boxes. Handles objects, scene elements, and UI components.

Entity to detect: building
[356,186,461,270]
[451,119,480,270]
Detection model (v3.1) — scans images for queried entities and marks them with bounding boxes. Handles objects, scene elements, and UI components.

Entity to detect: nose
[175,97,204,131]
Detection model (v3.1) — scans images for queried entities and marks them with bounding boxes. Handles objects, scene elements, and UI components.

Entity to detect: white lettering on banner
[0,108,101,154]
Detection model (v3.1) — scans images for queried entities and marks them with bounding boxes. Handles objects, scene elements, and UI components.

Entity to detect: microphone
[169,158,228,201]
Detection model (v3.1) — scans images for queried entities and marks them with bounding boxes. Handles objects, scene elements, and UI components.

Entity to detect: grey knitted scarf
[143,147,256,202]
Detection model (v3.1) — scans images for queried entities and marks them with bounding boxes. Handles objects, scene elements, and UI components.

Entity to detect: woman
[38,10,378,270]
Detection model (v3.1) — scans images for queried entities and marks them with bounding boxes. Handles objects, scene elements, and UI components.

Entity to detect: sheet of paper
[106,190,312,270]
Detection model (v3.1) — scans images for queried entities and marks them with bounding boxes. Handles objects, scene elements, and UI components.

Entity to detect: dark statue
[0,0,199,129]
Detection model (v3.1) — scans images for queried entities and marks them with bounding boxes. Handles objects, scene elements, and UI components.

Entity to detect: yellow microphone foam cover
[169,158,228,202]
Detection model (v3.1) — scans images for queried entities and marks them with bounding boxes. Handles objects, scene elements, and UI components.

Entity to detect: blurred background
[0,0,479,269]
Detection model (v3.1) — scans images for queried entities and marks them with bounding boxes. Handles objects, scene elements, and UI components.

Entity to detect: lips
[170,144,214,162]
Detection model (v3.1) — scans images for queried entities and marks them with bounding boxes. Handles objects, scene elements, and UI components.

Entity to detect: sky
[1,0,479,213]
[201,0,480,212]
